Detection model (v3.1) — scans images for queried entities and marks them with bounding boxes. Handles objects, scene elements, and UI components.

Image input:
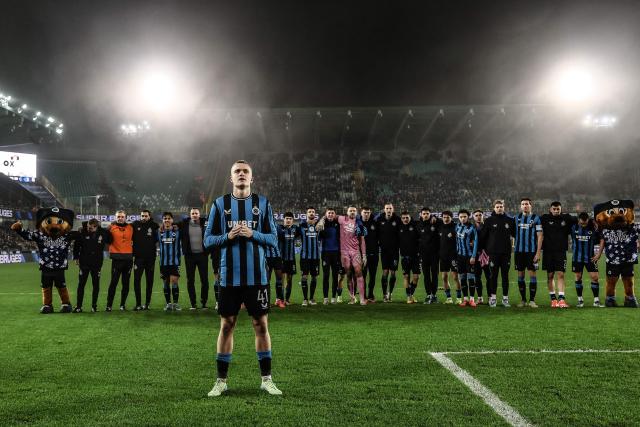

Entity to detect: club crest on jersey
[505,223,509,228]
[392,221,397,226]
[309,225,315,232]
[430,226,435,231]
[611,200,620,206]
[252,206,261,216]
[409,226,413,231]
[371,225,375,230]
[561,221,566,226]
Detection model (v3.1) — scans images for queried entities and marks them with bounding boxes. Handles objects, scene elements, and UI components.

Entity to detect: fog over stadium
[5,2,640,422]
[1,0,640,215]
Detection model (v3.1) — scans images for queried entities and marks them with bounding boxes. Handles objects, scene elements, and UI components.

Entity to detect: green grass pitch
[1,256,639,426]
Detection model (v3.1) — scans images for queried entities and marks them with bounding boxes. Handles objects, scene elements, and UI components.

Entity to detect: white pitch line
[430,352,534,427]
[438,349,640,355]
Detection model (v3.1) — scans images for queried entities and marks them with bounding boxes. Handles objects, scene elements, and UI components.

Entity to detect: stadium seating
[39,160,101,199]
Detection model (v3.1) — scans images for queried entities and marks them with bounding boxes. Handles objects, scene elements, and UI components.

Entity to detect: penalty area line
[435,349,640,355]
[429,352,534,427]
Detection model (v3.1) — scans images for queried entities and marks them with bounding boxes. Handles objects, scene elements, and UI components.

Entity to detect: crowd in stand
[252,150,630,215]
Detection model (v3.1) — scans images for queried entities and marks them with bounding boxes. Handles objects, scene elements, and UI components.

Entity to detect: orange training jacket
[109,222,134,259]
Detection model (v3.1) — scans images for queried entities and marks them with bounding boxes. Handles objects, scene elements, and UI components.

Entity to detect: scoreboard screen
[0,151,37,182]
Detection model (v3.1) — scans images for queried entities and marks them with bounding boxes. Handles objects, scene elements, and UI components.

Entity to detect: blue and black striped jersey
[159,228,181,266]
[514,213,542,253]
[266,243,281,259]
[571,223,600,263]
[278,225,298,261]
[204,193,277,287]
[455,223,478,258]
[297,221,320,260]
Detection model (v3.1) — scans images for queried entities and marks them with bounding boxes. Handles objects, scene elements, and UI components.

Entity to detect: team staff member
[179,207,211,310]
[480,200,515,308]
[73,219,111,313]
[106,210,134,311]
[417,207,440,304]
[204,159,282,397]
[132,210,159,310]
[360,207,379,303]
[540,201,576,308]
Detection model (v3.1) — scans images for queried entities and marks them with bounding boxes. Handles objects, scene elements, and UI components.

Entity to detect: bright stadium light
[55,128,63,135]
[36,111,41,116]
[553,65,594,103]
[21,104,27,109]
[47,116,55,123]
[138,69,177,111]
[582,113,617,129]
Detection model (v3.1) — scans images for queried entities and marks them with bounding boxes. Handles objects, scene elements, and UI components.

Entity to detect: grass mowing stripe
[429,352,534,427]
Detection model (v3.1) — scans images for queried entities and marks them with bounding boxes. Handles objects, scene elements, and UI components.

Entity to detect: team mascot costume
[594,199,640,307]
[12,207,76,313]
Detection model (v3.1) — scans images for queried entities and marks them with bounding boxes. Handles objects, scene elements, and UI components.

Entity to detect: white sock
[261,375,272,382]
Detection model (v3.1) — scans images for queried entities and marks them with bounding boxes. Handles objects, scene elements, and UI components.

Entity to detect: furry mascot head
[594,199,634,230]
[593,199,639,307]
[11,207,76,313]
[36,207,74,236]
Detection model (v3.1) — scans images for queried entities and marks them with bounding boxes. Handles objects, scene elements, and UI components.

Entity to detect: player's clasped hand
[227,225,242,240]
[238,225,253,238]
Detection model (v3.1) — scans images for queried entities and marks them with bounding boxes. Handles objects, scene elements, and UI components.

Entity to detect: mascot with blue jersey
[594,200,640,307]
[12,207,76,313]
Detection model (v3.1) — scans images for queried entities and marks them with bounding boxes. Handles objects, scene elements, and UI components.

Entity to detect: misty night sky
[1,0,639,138]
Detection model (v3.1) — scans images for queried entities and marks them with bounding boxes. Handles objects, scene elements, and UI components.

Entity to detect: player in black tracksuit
[437,211,460,302]
[472,210,491,304]
[480,200,516,307]
[179,208,211,309]
[399,212,420,303]
[132,210,159,310]
[540,201,576,305]
[360,207,379,302]
[73,219,111,312]
[375,204,401,302]
[417,208,440,304]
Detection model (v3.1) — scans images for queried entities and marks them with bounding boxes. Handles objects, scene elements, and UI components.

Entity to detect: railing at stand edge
[38,175,74,210]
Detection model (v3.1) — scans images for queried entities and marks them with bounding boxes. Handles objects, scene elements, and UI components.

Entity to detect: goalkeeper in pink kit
[320,206,368,305]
